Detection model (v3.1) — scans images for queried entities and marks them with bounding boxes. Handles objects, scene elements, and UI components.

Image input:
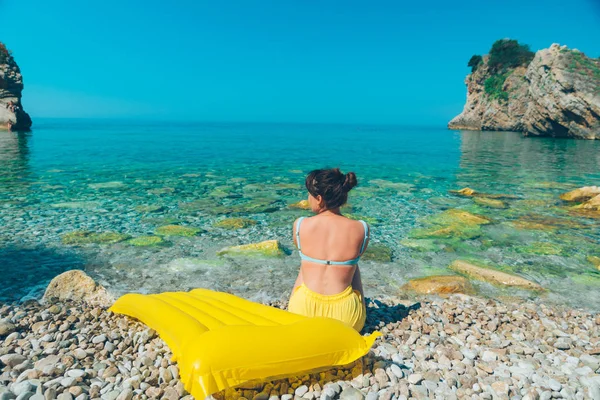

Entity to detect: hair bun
[342,172,358,192]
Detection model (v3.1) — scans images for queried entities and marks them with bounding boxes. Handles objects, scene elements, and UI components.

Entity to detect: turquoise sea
[1,120,599,308]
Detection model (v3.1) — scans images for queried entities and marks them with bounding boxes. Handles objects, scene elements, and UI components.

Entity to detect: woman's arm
[359,222,370,256]
[291,218,302,292]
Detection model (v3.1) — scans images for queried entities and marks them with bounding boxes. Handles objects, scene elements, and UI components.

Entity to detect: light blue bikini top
[295,217,369,266]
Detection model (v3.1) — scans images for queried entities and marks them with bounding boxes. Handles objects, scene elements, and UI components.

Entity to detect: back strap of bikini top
[358,220,369,254]
[295,217,305,250]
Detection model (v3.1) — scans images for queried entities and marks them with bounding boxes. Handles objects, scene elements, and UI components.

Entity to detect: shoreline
[1,281,599,400]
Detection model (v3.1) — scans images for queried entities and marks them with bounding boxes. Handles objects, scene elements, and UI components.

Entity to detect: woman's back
[295,215,368,295]
[287,167,368,331]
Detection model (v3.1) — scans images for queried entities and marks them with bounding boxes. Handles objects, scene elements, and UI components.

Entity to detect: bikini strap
[358,220,369,254]
[295,217,305,250]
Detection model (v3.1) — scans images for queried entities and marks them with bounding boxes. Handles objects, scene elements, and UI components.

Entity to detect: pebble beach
[1,286,599,400]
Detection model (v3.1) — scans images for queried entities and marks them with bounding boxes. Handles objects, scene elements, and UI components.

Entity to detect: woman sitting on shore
[288,168,369,331]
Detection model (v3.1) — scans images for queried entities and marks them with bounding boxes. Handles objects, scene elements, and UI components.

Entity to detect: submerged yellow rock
[127,236,164,246]
[512,214,585,232]
[404,275,473,295]
[213,218,257,230]
[449,260,543,291]
[576,194,600,211]
[474,197,508,209]
[560,186,600,202]
[429,209,491,226]
[588,256,600,270]
[61,231,130,245]
[409,209,490,240]
[289,199,311,210]
[452,187,476,196]
[409,224,481,240]
[217,240,286,258]
[155,225,202,237]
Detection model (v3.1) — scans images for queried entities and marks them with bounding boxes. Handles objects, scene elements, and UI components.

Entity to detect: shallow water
[1,120,599,308]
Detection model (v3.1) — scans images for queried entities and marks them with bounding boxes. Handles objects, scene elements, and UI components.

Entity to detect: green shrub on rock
[0,42,11,64]
[468,55,483,73]
[484,71,511,102]
[488,39,535,72]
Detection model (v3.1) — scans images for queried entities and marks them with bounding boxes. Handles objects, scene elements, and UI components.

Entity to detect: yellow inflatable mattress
[109,288,380,399]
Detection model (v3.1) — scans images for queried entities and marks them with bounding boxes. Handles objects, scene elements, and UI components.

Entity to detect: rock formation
[43,270,114,308]
[0,42,32,131]
[449,260,543,291]
[449,43,600,139]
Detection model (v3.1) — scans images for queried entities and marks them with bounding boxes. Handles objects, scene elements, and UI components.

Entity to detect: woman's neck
[317,208,342,216]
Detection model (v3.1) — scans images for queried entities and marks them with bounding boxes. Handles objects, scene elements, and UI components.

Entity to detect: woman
[288,168,369,331]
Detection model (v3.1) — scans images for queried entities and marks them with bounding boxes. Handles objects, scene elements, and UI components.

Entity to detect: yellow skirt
[288,284,366,332]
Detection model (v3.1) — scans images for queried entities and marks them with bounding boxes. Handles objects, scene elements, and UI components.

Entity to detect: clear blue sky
[2,0,600,125]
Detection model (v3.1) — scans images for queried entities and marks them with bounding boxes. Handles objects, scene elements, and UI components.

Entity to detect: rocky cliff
[449,43,600,139]
[0,42,32,131]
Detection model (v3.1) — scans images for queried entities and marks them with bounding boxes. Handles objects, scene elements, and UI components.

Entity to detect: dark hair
[305,168,358,210]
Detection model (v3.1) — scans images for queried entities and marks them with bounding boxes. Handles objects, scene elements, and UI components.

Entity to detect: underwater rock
[61,231,131,245]
[451,187,517,200]
[572,272,600,287]
[409,209,490,240]
[400,239,447,252]
[403,275,473,295]
[206,197,283,215]
[167,258,225,272]
[127,236,164,246]
[239,198,282,214]
[511,214,585,231]
[575,194,600,211]
[511,219,556,232]
[274,183,302,190]
[346,214,382,225]
[88,181,126,190]
[368,179,414,191]
[361,244,392,262]
[449,260,543,290]
[588,256,600,270]
[148,187,176,195]
[514,242,564,256]
[217,240,287,258]
[51,201,100,209]
[179,199,214,213]
[213,218,257,230]
[289,200,311,210]
[560,186,600,202]
[141,216,180,225]
[43,270,113,308]
[451,187,477,196]
[155,225,202,237]
[428,209,491,226]
[409,224,482,240]
[135,204,165,213]
[473,197,508,209]
[209,185,239,199]
[567,208,600,220]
